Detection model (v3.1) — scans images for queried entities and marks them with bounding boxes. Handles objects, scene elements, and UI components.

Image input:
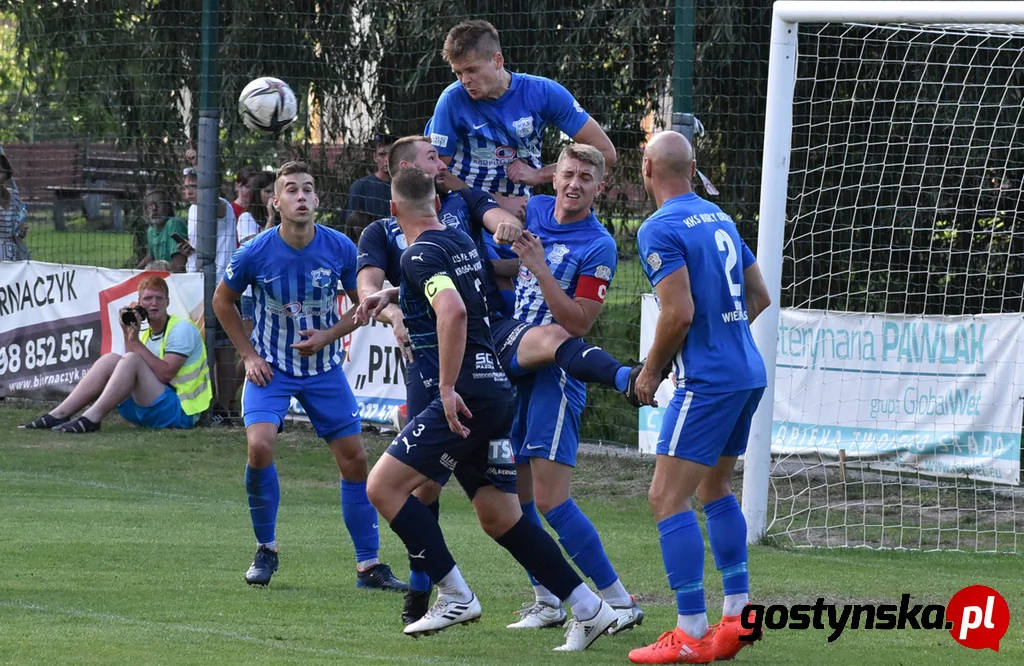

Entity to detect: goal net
[748,4,1024,553]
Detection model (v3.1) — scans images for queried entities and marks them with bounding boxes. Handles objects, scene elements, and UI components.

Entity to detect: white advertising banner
[0,261,203,399]
[1,262,408,425]
[639,299,1024,485]
[773,309,1024,485]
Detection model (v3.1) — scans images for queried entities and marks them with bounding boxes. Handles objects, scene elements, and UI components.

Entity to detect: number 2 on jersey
[714,229,742,298]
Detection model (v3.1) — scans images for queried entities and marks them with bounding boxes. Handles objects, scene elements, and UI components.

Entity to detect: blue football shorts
[241,363,362,442]
[656,387,765,466]
[511,364,587,467]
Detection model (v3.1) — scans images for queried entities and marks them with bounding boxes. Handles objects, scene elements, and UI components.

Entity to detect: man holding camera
[20,276,212,433]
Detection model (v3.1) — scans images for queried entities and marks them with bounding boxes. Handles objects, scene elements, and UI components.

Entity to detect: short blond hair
[443,20,501,63]
[557,144,605,180]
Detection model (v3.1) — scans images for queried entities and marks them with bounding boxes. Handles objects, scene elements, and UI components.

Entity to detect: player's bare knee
[648,484,691,521]
[365,470,390,508]
[413,481,441,505]
[478,509,517,539]
[246,438,275,468]
[336,449,368,481]
[534,494,562,515]
[696,478,732,506]
[119,351,142,365]
[331,438,368,480]
[533,325,570,361]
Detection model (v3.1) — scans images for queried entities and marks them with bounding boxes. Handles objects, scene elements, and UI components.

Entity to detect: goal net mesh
[767,20,1024,553]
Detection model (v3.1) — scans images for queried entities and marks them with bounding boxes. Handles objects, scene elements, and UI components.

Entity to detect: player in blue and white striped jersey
[428,20,616,219]
[213,161,406,592]
[497,144,644,633]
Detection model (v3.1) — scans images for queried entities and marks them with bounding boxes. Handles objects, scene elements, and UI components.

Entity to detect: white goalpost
[744,1,1024,552]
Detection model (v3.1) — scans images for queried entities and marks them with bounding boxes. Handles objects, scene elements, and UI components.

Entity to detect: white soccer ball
[238,77,298,135]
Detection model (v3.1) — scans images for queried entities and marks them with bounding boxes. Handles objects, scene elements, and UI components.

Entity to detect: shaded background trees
[3,0,1023,442]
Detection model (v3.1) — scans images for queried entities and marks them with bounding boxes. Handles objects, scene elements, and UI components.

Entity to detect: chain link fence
[0,1,773,443]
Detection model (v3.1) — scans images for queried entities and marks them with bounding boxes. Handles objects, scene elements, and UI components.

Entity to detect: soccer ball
[238,77,298,135]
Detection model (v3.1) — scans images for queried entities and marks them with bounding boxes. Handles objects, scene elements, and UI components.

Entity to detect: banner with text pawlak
[0,262,405,424]
[639,296,1024,485]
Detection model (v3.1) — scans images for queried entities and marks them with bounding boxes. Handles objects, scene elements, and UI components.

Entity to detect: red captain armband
[577,274,610,303]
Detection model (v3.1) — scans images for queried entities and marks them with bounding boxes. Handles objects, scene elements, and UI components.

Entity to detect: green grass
[26,213,137,268]
[2,404,1020,665]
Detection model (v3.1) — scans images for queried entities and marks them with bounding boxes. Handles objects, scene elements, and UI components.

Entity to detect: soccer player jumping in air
[628,132,772,664]
[213,161,406,591]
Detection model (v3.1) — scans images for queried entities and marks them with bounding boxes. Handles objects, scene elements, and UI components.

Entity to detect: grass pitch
[1,404,1021,665]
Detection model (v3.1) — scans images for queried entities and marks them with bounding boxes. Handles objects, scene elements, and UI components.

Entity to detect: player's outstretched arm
[357,266,411,362]
[744,262,771,324]
[293,289,364,358]
[573,118,617,168]
[635,266,694,407]
[506,119,617,188]
[480,207,523,244]
[354,287,399,326]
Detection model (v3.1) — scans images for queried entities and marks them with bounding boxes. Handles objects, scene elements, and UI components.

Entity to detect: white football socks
[678,612,709,639]
[723,593,750,617]
[598,578,632,607]
[533,584,561,608]
[437,565,473,603]
[565,583,602,621]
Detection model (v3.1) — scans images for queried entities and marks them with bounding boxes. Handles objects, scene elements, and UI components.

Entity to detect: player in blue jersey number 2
[628,132,772,665]
[213,161,406,591]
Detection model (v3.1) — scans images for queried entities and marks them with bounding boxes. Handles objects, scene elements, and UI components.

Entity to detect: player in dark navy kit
[360,167,617,651]
[355,134,522,623]
[628,132,772,665]
[213,161,406,592]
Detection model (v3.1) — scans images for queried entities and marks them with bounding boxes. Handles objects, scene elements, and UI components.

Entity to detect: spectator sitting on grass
[137,188,188,272]
[20,275,212,433]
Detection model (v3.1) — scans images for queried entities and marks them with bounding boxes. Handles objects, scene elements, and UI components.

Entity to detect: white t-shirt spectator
[235,211,262,298]
[186,198,236,283]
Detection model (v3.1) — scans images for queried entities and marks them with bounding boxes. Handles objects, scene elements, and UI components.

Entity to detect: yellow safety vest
[141,315,213,417]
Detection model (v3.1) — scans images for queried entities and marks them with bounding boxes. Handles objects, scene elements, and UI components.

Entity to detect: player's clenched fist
[492,220,523,245]
[512,230,547,274]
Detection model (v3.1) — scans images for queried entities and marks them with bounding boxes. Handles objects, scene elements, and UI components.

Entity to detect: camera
[120,305,148,327]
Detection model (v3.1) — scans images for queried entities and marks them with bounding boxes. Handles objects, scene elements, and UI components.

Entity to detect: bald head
[645,131,694,177]
[643,131,696,205]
